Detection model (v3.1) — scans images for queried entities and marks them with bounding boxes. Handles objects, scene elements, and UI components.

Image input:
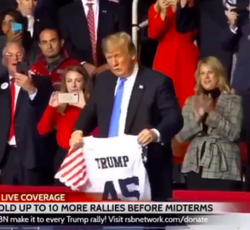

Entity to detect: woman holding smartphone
[1,9,25,40]
[38,65,93,185]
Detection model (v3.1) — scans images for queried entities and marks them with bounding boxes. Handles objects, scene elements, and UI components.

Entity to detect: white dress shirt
[26,15,34,37]
[8,77,37,146]
[114,65,160,141]
[81,0,99,41]
[230,25,238,34]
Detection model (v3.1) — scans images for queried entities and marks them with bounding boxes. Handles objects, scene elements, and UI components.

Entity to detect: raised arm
[148,3,173,39]
[221,7,239,51]
[176,97,203,142]
[74,79,98,136]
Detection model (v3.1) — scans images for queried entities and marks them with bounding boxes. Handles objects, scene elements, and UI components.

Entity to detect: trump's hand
[69,131,84,149]
[138,129,157,146]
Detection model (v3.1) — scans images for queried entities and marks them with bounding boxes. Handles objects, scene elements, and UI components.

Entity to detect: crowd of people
[0,0,250,201]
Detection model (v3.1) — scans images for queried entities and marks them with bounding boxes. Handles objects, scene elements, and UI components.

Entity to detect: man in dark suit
[0,0,16,15]
[0,41,52,185]
[221,0,250,191]
[70,32,183,201]
[16,0,57,41]
[175,0,235,78]
[221,0,250,91]
[58,0,130,74]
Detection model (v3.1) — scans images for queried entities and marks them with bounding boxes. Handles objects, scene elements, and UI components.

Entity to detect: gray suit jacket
[176,92,243,181]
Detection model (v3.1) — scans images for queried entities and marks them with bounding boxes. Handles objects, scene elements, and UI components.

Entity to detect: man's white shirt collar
[82,0,99,7]
[117,64,139,83]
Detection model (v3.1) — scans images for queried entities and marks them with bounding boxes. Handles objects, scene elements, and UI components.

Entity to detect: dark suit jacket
[0,0,16,15]
[175,0,234,78]
[0,73,53,170]
[58,0,130,65]
[75,66,183,201]
[221,12,250,91]
[33,8,59,41]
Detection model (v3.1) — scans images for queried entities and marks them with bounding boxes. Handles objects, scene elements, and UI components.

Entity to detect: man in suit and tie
[0,41,52,185]
[58,0,130,75]
[70,32,183,201]
[16,0,57,41]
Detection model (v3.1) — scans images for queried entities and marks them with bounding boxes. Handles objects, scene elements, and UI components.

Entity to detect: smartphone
[11,22,23,33]
[58,93,79,104]
[16,62,29,75]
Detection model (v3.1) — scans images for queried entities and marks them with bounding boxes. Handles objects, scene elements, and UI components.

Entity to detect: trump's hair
[102,32,137,55]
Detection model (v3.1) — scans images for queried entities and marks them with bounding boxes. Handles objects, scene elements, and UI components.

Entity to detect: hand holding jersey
[56,135,151,200]
[70,128,158,149]
[70,130,84,149]
[71,32,183,201]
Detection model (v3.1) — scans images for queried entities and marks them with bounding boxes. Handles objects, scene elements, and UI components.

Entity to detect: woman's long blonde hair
[58,65,93,114]
[194,56,231,95]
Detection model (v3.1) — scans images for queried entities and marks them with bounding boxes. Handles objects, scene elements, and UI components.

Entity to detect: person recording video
[0,41,52,185]
[38,65,95,185]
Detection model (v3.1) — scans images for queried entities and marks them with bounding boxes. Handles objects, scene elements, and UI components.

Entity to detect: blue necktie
[108,79,127,137]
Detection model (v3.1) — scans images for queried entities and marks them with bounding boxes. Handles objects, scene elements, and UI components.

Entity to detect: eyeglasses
[4,52,24,58]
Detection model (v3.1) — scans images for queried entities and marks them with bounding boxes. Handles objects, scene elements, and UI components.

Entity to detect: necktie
[9,79,16,141]
[108,79,127,137]
[86,3,97,66]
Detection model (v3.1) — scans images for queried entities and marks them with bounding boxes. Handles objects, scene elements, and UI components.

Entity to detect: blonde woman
[176,56,243,191]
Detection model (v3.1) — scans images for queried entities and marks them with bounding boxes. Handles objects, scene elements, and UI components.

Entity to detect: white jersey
[82,135,151,201]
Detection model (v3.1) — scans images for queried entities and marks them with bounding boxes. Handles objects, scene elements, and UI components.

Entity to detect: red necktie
[86,3,97,66]
[9,79,16,141]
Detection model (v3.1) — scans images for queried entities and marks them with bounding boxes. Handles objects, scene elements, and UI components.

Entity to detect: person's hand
[93,64,110,76]
[69,131,84,149]
[225,4,238,27]
[231,88,236,94]
[82,62,97,77]
[193,95,205,121]
[69,91,86,109]
[137,129,158,146]
[14,72,36,93]
[49,92,60,107]
[157,0,173,11]
[7,31,23,42]
[200,94,214,113]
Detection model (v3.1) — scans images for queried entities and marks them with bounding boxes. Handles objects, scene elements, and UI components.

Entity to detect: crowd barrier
[1,185,250,202]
